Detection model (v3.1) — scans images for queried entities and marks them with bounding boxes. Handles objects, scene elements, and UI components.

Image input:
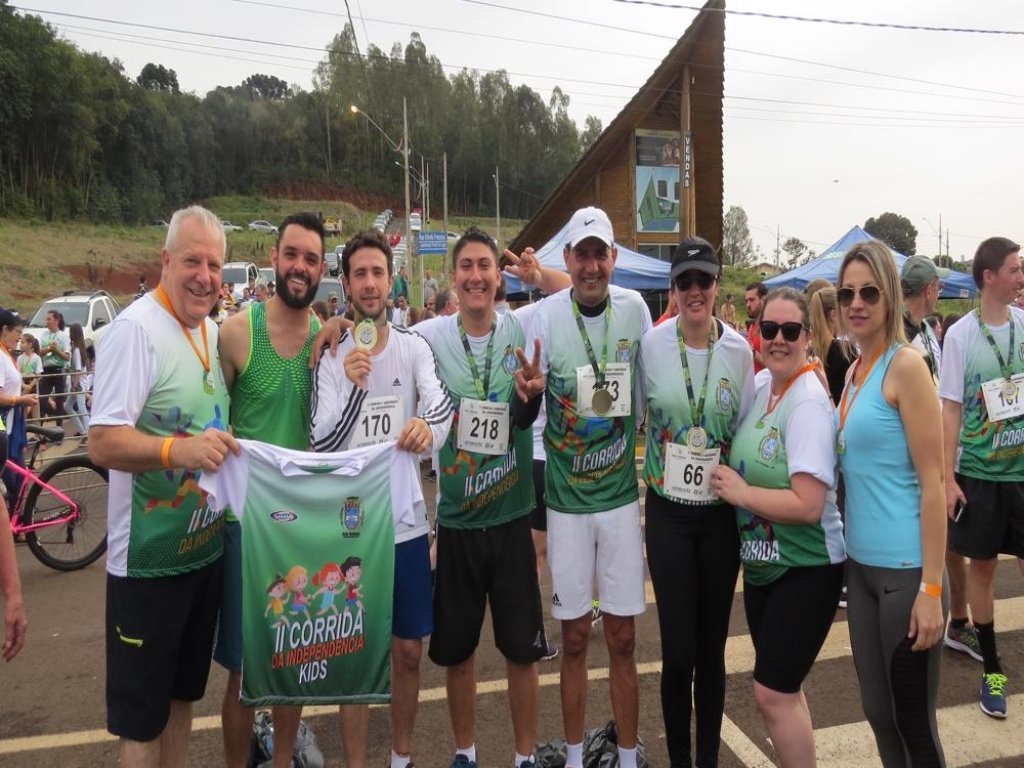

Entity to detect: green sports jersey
[231,301,320,449]
[641,318,754,503]
[526,286,652,514]
[729,371,845,585]
[413,313,534,529]
[202,440,418,706]
[939,308,1024,481]
[92,294,231,578]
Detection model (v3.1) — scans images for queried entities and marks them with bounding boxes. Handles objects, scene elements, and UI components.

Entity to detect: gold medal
[203,370,216,394]
[592,386,613,415]
[686,425,708,452]
[837,430,846,456]
[354,319,378,350]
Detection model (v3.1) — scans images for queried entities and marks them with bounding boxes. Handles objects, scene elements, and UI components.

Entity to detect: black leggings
[847,559,948,768]
[39,366,67,426]
[645,491,739,768]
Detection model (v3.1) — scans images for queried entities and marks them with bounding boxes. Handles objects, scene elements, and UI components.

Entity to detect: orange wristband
[919,581,942,598]
[160,437,174,469]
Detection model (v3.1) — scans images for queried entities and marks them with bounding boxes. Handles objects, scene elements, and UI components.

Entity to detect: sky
[19,0,1024,263]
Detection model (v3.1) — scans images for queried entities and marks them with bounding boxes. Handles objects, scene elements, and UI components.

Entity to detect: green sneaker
[980,673,1008,719]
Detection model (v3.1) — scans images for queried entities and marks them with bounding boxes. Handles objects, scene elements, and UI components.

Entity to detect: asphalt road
[1,457,1022,767]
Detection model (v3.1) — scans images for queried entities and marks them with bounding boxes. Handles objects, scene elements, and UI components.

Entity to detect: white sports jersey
[310,323,453,542]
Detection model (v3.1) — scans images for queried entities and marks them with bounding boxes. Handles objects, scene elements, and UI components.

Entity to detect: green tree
[721,205,754,265]
[243,74,289,100]
[864,212,917,255]
[137,63,179,93]
[782,236,807,267]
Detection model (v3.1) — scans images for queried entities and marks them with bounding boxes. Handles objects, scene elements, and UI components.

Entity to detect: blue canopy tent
[504,223,671,296]
[764,225,976,299]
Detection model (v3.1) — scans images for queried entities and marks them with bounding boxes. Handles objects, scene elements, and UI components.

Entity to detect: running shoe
[944,623,983,662]
[591,599,603,628]
[541,640,560,661]
[517,761,536,768]
[450,755,477,768]
[980,673,1008,719]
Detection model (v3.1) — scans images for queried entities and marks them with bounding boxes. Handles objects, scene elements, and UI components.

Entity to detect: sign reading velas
[418,230,449,254]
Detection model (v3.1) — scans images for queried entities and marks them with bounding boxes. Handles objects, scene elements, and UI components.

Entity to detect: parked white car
[24,291,121,351]
[248,220,279,234]
[221,220,244,233]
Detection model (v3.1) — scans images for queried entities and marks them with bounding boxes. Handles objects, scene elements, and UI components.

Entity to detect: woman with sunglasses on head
[709,288,845,767]
[835,241,947,767]
[640,236,755,768]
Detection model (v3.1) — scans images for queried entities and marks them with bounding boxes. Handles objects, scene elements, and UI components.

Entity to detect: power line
[609,0,1024,36]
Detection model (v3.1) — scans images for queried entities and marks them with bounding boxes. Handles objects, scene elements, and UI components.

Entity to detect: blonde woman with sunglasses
[835,241,947,767]
[710,288,845,767]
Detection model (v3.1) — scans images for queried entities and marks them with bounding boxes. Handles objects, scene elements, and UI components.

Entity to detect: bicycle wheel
[24,455,109,571]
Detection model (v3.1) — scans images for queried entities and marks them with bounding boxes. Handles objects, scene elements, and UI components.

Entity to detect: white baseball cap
[565,207,614,249]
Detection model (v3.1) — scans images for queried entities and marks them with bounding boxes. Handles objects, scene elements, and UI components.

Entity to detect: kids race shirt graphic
[939,307,1024,481]
[201,439,423,706]
[527,286,652,514]
[413,313,534,529]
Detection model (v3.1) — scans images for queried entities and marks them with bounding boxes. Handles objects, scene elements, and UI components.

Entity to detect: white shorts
[547,500,646,621]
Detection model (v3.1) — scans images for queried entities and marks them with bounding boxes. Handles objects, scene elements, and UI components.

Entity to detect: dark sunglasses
[837,285,884,307]
[674,272,716,291]
[760,321,807,342]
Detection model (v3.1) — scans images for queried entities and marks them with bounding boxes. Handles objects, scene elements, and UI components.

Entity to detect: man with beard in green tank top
[216,212,326,768]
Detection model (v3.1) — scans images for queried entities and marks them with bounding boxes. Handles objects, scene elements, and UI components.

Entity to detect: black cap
[670,236,720,279]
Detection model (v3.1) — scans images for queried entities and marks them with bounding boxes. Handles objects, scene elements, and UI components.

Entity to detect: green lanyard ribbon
[457,315,496,400]
[976,309,1016,379]
[677,319,718,428]
[571,294,612,386]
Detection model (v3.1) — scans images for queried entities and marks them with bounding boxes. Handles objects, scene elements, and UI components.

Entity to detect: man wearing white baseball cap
[519,206,651,768]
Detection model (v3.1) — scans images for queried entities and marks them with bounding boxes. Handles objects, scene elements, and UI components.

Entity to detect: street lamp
[921,214,943,257]
[351,99,419,303]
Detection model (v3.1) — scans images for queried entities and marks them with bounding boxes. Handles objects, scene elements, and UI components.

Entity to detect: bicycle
[3,424,108,571]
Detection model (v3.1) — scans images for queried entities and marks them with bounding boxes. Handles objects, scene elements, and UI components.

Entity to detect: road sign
[418,230,448,254]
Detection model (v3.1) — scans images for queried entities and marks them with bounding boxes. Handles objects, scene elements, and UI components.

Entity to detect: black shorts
[106,560,223,742]
[428,514,545,666]
[529,459,547,532]
[744,562,844,693]
[951,474,1024,559]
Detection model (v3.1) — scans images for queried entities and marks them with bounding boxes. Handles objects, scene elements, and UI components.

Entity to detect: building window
[638,244,674,262]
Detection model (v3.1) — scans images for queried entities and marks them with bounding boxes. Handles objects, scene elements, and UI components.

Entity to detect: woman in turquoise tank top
[710,288,845,767]
[836,241,948,768]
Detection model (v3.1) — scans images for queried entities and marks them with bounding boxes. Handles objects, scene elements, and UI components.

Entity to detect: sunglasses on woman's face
[837,285,883,307]
[674,272,716,292]
[759,321,807,342]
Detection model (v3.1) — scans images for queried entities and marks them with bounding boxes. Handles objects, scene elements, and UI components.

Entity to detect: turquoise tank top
[838,345,922,568]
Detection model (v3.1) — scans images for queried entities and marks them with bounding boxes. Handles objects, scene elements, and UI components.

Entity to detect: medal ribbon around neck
[764,362,818,418]
[154,284,211,376]
[975,308,1016,379]
[677,318,718,432]
[571,293,612,388]
[457,315,496,400]
[838,346,885,435]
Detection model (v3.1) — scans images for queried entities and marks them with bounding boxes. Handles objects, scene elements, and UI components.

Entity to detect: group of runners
[0,201,1020,768]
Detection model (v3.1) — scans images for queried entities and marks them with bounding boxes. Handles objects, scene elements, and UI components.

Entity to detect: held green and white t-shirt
[91,294,231,578]
[523,286,652,514]
[201,439,422,706]
[939,307,1024,481]
[728,369,845,585]
[641,318,755,503]
[414,312,534,529]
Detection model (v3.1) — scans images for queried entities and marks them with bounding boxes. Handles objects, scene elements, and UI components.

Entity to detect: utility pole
[494,166,501,245]
[443,151,448,241]
[774,224,781,267]
[402,97,414,305]
[324,99,332,178]
[938,213,943,258]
